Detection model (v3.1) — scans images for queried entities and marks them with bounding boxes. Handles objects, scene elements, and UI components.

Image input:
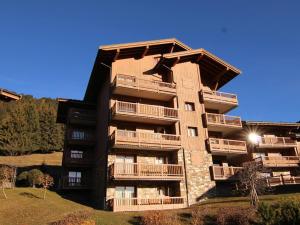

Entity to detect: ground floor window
[68,171,81,186]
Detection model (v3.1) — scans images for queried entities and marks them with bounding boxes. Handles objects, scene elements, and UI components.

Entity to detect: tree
[0,95,64,155]
[0,166,14,199]
[41,174,54,199]
[237,161,270,208]
[27,169,43,187]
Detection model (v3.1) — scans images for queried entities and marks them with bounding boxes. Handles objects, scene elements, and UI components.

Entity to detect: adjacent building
[0,88,21,102]
[56,38,300,212]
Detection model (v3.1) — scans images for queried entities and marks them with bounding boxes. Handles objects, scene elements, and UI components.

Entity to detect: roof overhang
[157,49,241,89]
[56,98,96,124]
[244,121,300,128]
[0,88,21,102]
[84,38,191,102]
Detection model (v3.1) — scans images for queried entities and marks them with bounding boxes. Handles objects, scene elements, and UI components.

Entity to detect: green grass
[0,152,62,167]
[1,188,300,225]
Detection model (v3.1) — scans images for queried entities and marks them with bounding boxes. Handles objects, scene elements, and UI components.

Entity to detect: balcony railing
[109,163,184,180]
[68,108,96,125]
[61,177,91,189]
[201,90,238,113]
[208,138,247,154]
[205,113,242,128]
[255,156,300,167]
[112,74,176,100]
[257,137,297,148]
[111,130,181,150]
[109,197,186,212]
[266,175,300,187]
[111,101,178,124]
[211,165,243,180]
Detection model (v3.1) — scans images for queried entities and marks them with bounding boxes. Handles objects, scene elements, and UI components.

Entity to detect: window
[71,130,85,140]
[70,150,83,159]
[185,102,195,111]
[188,127,198,137]
[115,186,135,198]
[68,171,81,186]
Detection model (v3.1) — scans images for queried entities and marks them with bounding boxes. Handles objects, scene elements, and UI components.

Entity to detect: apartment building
[244,121,300,187]
[0,88,21,102]
[57,38,247,211]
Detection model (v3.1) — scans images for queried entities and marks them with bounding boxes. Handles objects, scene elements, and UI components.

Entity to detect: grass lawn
[0,152,62,167]
[1,187,300,225]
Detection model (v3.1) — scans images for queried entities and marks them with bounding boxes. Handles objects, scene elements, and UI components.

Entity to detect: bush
[190,207,210,225]
[257,200,300,225]
[216,207,255,225]
[17,169,43,187]
[49,211,94,225]
[140,211,181,225]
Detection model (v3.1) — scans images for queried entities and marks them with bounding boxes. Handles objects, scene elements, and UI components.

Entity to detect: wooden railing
[112,101,178,120]
[201,90,238,104]
[266,175,300,187]
[109,163,184,180]
[208,138,247,154]
[110,197,186,212]
[111,130,181,150]
[211,165,243,180]
[205,113,242,127]
[68,108,96,124]
[257,137,297,148]
[113,74,176,94]
[255,156,300,167]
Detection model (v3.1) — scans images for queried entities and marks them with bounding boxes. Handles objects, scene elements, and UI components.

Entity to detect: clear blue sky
[0,0,299,122]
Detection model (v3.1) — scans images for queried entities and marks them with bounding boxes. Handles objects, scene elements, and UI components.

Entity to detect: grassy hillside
[0,152,62,167]
[1,188,300,225]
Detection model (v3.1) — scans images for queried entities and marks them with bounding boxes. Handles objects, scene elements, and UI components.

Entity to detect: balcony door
[68,171,81,186]
[115,186,135,199]
[116,155,135,175]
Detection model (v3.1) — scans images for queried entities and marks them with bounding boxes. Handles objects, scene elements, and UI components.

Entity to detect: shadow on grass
[19,192,42,199]
[128,216,141,225]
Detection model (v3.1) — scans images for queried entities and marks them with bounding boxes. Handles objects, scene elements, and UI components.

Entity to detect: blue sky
[0,0,299,122]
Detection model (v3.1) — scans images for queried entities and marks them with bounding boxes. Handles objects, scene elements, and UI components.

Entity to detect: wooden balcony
[204,113,242,134]
[256,156,300,167]
[257,137,297,149]
[208,138,247,155]
[68,108,96,126]
[61,177,91,190]
[109,197,186,212]
[210,165,243,181]
[200,90,238,113]
[111,101,179,125]
[109,163,184,181]
[112,74,176,101]
[67,129,95,146]
[110,130,181,151]
[266,175,300,187]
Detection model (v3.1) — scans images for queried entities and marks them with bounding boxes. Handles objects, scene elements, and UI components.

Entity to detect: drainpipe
[182,147,190,207]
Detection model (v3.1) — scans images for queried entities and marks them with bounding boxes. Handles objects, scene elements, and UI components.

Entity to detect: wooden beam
[113,49,120,61]
[170,43,175,53]
[196,53,204,63]
[213,67,229,90]
[141,46,149,58]
[172,57,180,67]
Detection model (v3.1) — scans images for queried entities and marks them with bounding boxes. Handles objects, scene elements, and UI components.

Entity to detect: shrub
[190,207,211,225]
[216,207,255,225]
[257,201,300,225]
[17,169,44,187]
[49,211,94,225]
[140,211,181,225]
